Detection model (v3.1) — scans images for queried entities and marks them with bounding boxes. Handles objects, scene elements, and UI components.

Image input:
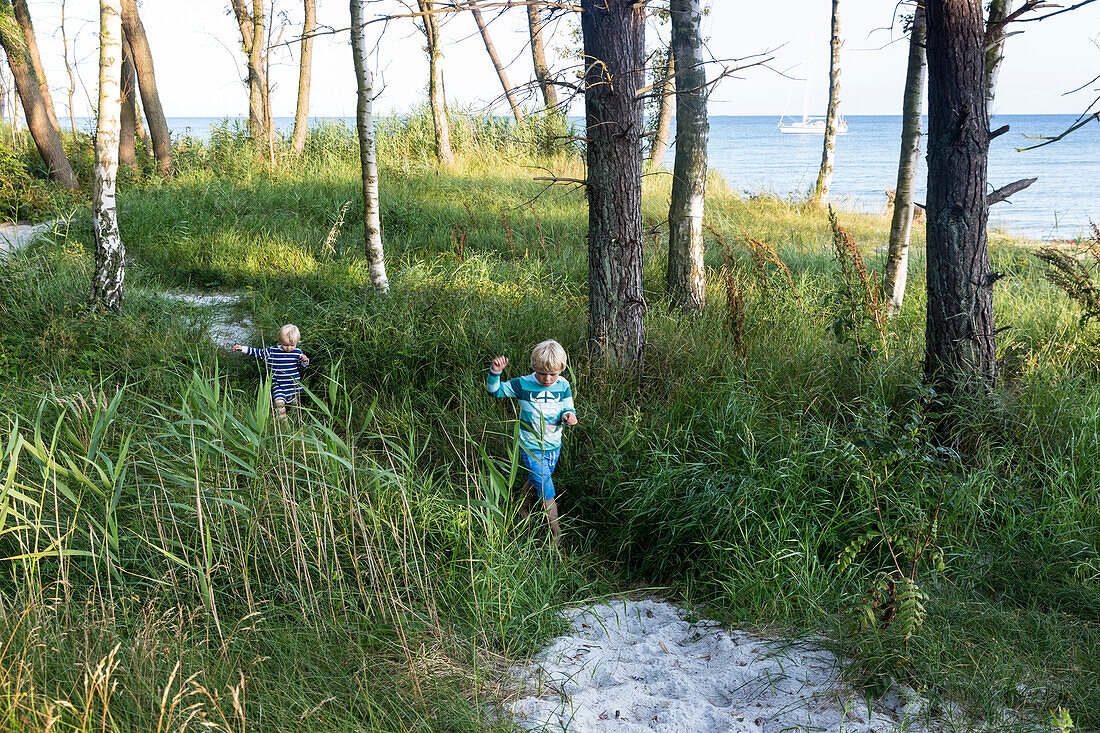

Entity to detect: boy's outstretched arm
[486,355,517,398]
[560,384,578,425]
[234,345,261,357]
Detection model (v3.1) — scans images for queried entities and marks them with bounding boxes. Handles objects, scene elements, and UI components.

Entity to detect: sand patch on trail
[155,291,254,348]
[0,220,60,258]
[508,599,943,733]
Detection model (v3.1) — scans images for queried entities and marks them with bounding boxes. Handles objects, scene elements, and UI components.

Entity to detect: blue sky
[18,0,1100,119]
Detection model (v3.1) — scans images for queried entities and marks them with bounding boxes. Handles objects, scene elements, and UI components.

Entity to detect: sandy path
[508,599,941,733]
[1,220,253,347]
[0,220,59,258]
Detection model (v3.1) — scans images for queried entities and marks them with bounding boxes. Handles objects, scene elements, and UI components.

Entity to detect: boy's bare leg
[543,498,561,546]
[517,481,533,520]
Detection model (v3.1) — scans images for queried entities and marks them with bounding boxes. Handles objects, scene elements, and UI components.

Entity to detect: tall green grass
[1,111,1098,730]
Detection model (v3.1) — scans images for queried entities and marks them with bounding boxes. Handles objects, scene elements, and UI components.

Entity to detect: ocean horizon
[74,113,1098,241]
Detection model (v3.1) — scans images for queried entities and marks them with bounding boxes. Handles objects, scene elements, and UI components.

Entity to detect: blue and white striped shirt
[244,345,307,403]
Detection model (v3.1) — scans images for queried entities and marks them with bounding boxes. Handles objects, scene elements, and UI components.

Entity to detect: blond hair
[530,339,567,373]
[278,324,301,347]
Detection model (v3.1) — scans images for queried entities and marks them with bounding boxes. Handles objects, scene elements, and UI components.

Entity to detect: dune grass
[0,113,1098,731]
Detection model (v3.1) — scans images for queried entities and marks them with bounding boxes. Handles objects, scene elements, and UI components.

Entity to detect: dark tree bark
[924,0,996,390]
[292,0,316,154]
[0,1,77,188]
[666,0,708,311]
[11,0,60,134]
[417,0,455,167]
[351,0,388,292]
[528,1,558,111]
[812,0,843,204]
[119,36,138,170]
[582,0,646,366]
[646,51,674,170]
[883,3,926,315]
[471,5,523,122]
[121,0,172,175]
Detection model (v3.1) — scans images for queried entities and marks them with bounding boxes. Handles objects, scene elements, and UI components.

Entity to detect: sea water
[150,114,1099,241]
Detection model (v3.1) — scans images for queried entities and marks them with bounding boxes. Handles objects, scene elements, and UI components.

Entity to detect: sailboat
[778,82,848,134]
[778,115,848,134]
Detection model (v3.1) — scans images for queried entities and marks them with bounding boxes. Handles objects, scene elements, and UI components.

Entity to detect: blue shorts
[519,447,560,501]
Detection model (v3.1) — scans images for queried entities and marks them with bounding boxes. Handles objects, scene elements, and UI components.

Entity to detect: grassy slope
[1,120,1098,731]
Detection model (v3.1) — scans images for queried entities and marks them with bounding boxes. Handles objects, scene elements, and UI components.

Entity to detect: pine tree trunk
[119,37,137,170]
[471,6,523,122]
[666,0,708,312]
[351,0,388,292]
[811,0,842,205]
[984,0,1012,118]
[120,0,172,175]
[417,0,454,167]
[528,1,558,111]
[883,4,926,315]
[0,3,77,189]
[231,0,267,152]
[292,0,315,154]
[582,0,646,367]
[924,0,996,390]
[646,52,674,170]
[91,0,124,312]
[12,0,61,134]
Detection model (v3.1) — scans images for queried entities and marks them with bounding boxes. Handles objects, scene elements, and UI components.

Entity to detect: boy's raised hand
[490,355,508,374]
[232,344,246,352]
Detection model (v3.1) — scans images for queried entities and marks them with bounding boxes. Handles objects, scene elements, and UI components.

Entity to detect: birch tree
[121,0,171,175]
[582,0,646,366]
[416,0,455,167]
[471,4,523,122]
[811,0,842,205]
[924,0,995,390]
[666,0,708,311]
[91,0,124,312]
[984,0,1013,118]
[0,0,77,188]
[351,0,388,292]
[883,3,926,315]
[292,0,315,154]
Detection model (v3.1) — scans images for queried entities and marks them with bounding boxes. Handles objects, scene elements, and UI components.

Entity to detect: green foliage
[2,123,1100,729]
[0,141,63,220]
[1033,224,1100,326]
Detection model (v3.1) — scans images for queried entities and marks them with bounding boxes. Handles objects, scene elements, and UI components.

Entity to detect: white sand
[509,599,939,733]
[155,291,253,348]
[0,220,58,258]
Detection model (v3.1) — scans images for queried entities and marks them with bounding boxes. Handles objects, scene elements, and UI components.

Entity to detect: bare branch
[987,177,1038,206]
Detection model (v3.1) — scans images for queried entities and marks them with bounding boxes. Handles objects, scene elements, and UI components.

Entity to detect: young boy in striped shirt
[233,324,310,420]
[487,340,578,546]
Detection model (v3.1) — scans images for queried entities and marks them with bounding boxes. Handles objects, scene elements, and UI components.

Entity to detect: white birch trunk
[984,0,1012,119]
[351,0,388,292]
[883,4,926,315]
[91,0,124,311]
[666,0,708,311]
[812,0,842,205]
